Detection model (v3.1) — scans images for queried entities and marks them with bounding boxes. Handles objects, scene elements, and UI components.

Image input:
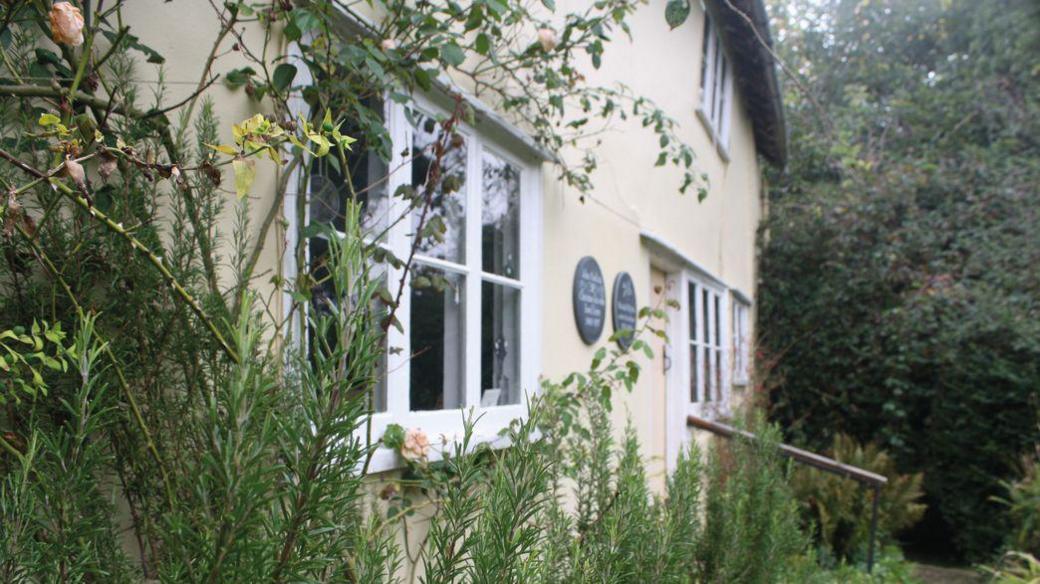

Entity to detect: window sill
[695,107,731,164]
[362,430,520,475]
[687,401,731,422]
[359,404,529,474]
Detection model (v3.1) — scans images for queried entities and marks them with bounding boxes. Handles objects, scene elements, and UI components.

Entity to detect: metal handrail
[687,415,888,573]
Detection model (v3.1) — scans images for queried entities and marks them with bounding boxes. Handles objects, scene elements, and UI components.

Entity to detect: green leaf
[414,68,434,92]
[207,143,238,156]
[440,42,465,67]
[475,33,491,56]
[272,63,298,92]
[224,67,257,89]
[102,30,165,64]
[232,158,256,200]
[38,113,61,127]
[292,9,321,33]
[664,0,691,29]
[284,20,302,42]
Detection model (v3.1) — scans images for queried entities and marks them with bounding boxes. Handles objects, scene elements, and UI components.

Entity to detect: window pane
[714,294,721,347]
[409,265,465,411]
[699,17,711,94]
[702,289,710,343]
[307,237,387,412]
[732,304,744,379]
[690,342,699,403]
[411,111,467,264]
[714,59,728,130]
[703,347,713,402]
[688,283,698,342]
[710,35,721,121]
[715,349,722,401]
[481,281,521,406]
[309,100,388,237]
[481,152,521,278]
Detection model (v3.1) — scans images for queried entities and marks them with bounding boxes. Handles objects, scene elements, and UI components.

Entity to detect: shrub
[997,450,1040,558]
[761,0,1040,560]
[783,547,923,584]
[985,552,1040,584]
[697,414,810,584]
[792,434,926,561]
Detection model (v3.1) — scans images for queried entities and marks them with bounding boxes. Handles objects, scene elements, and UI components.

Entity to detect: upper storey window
[698,14,734,153]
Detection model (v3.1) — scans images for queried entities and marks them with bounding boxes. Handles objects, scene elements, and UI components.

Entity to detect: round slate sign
[572,256,606,344]
[612,272,638,350]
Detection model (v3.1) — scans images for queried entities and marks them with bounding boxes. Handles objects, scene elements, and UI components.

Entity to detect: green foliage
[783,547,923,584]
[986,551,1040,584]
[761,0,1040,560]
[697,414,810,584]
[0,313,135,581]
[792,434,925,562]
[0,321,68,404]
[997,451,1040,557]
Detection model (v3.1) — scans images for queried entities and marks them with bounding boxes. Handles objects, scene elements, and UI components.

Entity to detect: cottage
[0,0,787,577]
[117,0,783,479]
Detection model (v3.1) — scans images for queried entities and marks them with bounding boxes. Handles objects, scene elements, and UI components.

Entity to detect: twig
[719,0,835,136]
[0,148,240,364]
[141,75,219,120]
[15,224,177,510]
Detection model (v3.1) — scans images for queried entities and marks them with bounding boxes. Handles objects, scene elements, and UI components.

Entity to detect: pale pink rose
[50,2,85,47]
[380,38,398,52]
[401,427,430,462]
[537,27,557,52]
[64,157,85,187]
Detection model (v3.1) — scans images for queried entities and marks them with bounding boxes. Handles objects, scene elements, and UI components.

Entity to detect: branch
[0,83,138,117]
[15,223,176,511]
[0,148,240,364]
[719,0,835,136]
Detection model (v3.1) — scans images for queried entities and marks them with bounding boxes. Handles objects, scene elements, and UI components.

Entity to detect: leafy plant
[986,552,1040,584]
[761,0,1040,559]
[792,434,925,561]
[996,450,1040,557]
[0,321,68,404]
[697,414,810,584]
[783,546,923,584]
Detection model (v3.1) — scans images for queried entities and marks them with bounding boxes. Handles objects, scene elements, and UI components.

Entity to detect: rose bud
[50,2,85,47]
[537,27,557,52]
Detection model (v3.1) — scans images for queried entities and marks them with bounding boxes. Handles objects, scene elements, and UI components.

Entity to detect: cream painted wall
[542,0,764,490]
[120,1,288,319]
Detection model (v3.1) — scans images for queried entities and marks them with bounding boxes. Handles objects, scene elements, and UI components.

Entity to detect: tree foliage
[761,0,1040,560]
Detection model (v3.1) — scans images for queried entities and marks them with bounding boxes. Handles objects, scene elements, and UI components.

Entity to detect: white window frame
[284,77,542,472]
[731,295,751,386]
[682,273,731,419]
[697,13,735,157]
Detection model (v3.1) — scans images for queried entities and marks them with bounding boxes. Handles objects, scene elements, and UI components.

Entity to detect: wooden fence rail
[687,415,888,573]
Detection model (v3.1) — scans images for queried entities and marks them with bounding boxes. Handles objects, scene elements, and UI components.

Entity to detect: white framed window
[731,296,751,386]
[286,90,542,472]
[697,14,734,152]
[685,275,730,417]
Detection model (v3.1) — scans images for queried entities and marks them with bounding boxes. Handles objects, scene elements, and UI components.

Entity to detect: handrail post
[867,483,880,573]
